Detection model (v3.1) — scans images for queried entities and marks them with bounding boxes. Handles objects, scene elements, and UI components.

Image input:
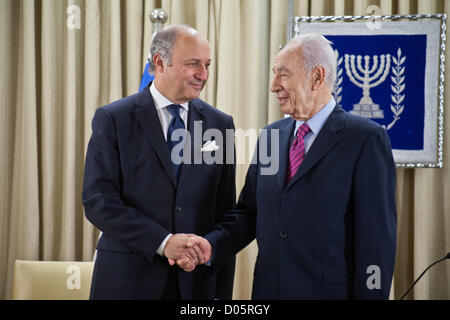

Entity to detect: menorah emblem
[344,53,391,118]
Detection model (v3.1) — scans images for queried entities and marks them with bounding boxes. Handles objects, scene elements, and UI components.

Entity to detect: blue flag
[139,61,154,92]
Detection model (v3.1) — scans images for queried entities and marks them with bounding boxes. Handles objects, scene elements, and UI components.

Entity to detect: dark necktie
[166,104,185,179]
[286,122,311,186]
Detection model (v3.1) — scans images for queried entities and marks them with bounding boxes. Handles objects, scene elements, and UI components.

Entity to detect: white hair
[149,25,198,73]
[290,33,336,88]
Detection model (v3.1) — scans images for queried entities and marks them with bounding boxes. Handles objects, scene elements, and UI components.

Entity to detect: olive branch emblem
[333,49,343,104]
[383,47,406,130]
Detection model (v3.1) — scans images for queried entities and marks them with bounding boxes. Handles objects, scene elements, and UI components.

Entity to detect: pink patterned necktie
[286,122,311,186]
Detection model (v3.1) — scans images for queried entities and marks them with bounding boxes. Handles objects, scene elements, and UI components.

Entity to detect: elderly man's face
[157,31,211,104]
[270,46,314,118]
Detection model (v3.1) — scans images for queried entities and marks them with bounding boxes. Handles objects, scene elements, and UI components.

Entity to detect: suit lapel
[277,118,296,191]
[134,86,177,187]
[285,106,346,191]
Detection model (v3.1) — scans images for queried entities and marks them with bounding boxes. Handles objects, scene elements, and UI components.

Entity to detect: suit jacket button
[280,232,287,238]
[175,207,182,213]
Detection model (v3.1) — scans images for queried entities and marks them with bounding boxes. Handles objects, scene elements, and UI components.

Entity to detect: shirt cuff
[157,233,172,256]
[205,253,214,266]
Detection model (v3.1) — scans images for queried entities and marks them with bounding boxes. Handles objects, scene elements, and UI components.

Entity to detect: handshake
[162,233,212,272]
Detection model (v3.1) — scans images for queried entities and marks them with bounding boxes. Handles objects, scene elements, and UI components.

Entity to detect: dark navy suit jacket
[82,85,236,299]
[206,105,397,299]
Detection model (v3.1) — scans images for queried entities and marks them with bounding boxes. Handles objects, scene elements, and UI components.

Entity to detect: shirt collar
[149,82,189,111]
[294,97,336,137]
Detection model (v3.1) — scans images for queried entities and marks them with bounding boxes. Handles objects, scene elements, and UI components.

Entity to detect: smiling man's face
[270,45,315,119]
[155,30,211,104]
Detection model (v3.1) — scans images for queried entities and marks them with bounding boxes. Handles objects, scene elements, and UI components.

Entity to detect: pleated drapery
[1,0,449,300]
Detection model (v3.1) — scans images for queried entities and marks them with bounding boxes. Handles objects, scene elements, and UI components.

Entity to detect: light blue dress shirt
[293,97,336,153]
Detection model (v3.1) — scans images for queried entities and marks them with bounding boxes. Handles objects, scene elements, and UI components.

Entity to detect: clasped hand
[162,234,212,272]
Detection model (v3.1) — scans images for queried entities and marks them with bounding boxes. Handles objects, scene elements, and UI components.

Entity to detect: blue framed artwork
[292,15,446,168]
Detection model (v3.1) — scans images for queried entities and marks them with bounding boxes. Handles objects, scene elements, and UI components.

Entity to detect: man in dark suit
[82,25,236,299]
[185,33,397,299]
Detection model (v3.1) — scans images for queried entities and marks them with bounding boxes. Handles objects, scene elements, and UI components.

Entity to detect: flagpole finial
[146,9,168,65]
[149,8,168,43]
[150,8,168,27]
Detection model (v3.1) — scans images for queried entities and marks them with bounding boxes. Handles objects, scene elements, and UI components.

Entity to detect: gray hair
[149,25,198,73]
[290,33,336,88]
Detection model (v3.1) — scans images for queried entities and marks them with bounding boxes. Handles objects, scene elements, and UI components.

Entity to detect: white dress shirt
[149,82,188,256]
[150,82,189,139]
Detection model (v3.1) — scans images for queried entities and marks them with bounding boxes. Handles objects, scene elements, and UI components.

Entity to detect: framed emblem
[292,14,446,168]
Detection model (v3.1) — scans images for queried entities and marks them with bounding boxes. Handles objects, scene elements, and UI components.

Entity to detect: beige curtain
[1,0,449,300]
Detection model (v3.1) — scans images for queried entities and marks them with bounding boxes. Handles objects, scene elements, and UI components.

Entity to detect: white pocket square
[201,140,220,152]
